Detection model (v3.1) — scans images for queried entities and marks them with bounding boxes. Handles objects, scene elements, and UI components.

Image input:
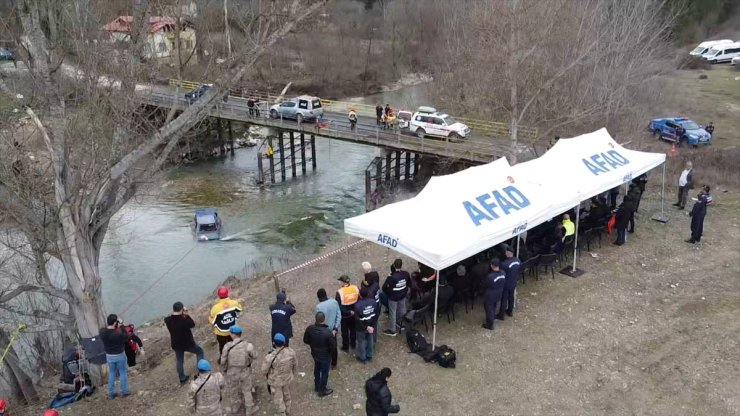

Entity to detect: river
[100,84,432,325]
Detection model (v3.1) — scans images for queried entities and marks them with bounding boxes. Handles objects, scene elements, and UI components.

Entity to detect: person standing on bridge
[375,105,383,126]
[247,97,255,117]
[209,286,243,360]
[349,108,358,131]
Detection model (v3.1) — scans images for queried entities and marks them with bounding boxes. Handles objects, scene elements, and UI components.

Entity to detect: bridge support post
[385,152,391,182]
[217,118,225,156]
[375,159,382,188]
[405,152,411,179]
[310,135,316,170]
[413,154,420,178]
[300,133,307,175]
[257,146,264,184]
[228,120,234,155]
[278,132,286,182]
[289,132,296,178]
[394,151,401,180]
[268,137,275,184]
[365,170,372,212]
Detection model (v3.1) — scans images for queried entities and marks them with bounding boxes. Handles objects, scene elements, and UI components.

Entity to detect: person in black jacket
[99,314,129,399]
[123,324,143,367]
[382,259,409,336]
[365,367,400,416]
[354,287,378,363]
[613,201,633,246]
[482,259,505,330]
[270,291,296,346]
[303,312,336,397]
[686,192,709,243]
[165,302,205,384]
[497,245,521,320]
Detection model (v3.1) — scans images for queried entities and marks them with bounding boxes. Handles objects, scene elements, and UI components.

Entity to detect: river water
[100,85,432,325]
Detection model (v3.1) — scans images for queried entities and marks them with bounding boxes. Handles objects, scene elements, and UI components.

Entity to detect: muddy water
[100,139,377,325]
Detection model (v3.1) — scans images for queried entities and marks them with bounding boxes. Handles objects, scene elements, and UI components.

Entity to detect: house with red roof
[101,16,196,60]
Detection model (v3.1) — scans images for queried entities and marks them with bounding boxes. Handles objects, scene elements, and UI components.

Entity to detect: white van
[690,39,733,56]
[703,42,740,64]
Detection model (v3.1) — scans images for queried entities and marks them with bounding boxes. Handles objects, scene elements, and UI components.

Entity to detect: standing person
[375,105,383,126]
[270,291,296,347]
[632,174,648,213]
[686,191,709,244]
[613,200,633,246]
[221,325,258,416]
[354,287,378,364]
[188,359,225,416]
[315,288,341,368]
[165,302,205,385]
[384,104,392,118]
[122,323,143,368]
[247,97,255,116]
[481,259,505,330]
[497,245,521,320]
[100,314,130,399]
[608,186,620,210]
[674,161,694,210]
[362,268,381,342]
[702,185,713,205]
[303,312,336,397]
[625,184,641,233]
[362,261,380,286]
[365,367,401,416]
[675,125,686,146]
[261,333,297,415]
[705,122,714,137]
[335,275,359,351]
[382,259,409,336]
[209,286,243,358]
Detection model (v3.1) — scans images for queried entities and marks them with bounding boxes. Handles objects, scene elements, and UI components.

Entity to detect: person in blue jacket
[270,291,296,346]
[482,259,506,330]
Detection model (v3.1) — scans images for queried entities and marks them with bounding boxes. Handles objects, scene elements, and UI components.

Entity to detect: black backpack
[435,345,456,368]
[406,329,438,362]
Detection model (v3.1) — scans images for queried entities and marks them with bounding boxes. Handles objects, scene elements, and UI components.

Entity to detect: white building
[101,16,196,60]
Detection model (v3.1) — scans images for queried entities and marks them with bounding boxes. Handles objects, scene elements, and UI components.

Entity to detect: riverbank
[18,186,739,416]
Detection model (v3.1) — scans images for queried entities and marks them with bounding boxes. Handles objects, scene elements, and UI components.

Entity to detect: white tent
[343,128,667,345]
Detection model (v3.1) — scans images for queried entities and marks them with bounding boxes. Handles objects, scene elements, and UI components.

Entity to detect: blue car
[185,84,211,104]
[648,117,712,146]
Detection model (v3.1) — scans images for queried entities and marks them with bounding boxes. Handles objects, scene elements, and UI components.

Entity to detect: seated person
[450,265,471,296]
[562,214,575,239]
[583,196,608,228]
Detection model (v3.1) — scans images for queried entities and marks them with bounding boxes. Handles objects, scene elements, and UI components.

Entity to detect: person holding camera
[270,291,296,347]
[99,314,130,399]
[165,301,205,385]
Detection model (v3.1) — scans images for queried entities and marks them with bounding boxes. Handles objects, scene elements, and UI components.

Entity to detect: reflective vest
[337,285,359,306]
[209,298,243,336]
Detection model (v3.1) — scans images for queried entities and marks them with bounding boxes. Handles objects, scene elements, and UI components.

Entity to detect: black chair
[453,286,473,313]
[592,225,606,248]
[539,253,558,279]
[406,304,431,332]
[579,227,595,252]
[521,254,540,283]
[562,235,575,263]
[438,295,456,324]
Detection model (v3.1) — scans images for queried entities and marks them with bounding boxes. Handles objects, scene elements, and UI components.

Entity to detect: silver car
[269,95,324,123]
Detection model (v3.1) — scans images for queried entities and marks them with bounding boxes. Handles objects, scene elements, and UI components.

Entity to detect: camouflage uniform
[188,371,225,416]
[260,347,297,416]
[221,338,258,416]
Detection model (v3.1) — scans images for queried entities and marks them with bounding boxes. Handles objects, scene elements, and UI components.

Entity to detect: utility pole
[224,0,231,58]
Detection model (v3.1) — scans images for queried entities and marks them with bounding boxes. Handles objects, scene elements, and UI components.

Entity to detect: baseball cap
[337,275,350,283]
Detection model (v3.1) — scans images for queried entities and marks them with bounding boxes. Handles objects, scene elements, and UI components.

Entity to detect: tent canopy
[344,128,666,270]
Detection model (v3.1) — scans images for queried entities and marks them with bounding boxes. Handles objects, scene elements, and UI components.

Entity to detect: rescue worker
[315,288,341,367]
[220,325,258,416]
[361,262,381,341]
[354,287,378,363]
[209,286,243,358]
[42,409,59,416]
[188,359,225,416]
[335,275,359,351]
[686,191,708,244]
[613,199,633,246]
[482,258,505,330]
[384,104,392,118]
[349,108,358,131]
[562,214,575,240]
[497,245,521,320]
[270,292,296,347]
[382,259,409,336]
[261,333,297,416]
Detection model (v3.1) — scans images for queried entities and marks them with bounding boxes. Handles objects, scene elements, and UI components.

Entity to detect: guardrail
[167,78,538,141]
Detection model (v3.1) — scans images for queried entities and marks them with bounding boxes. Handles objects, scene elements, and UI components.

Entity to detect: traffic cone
[670,142,676,156]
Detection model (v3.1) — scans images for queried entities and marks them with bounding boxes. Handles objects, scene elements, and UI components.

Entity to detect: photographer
[99,314,130,399]
[165,301,204,385]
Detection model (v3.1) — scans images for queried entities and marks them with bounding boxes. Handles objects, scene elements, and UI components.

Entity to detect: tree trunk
[507,0,520,165]
[0,329,39,403]
[509,82,518,165]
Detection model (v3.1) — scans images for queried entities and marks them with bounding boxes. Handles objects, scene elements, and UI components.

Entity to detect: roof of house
[101,16,185,33]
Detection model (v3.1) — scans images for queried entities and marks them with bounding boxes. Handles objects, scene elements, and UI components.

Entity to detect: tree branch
[0,283,72,305]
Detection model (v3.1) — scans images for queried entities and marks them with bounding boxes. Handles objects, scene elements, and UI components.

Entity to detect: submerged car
[648,117,712,146]
[194,208,222,241]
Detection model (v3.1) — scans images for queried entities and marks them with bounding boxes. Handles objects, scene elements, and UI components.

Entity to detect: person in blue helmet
[188,359,225,415]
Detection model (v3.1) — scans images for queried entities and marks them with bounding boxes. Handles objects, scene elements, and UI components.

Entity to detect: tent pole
[431,269,440,348]
[661,162,666,218]
[516,234,521,258]
[572,204,580,272]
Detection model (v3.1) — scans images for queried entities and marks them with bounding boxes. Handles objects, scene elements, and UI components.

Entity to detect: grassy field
[660,65,740,148]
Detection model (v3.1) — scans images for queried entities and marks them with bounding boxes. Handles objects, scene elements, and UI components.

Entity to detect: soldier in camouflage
[221,325,259,416]
[188,359,225,415]
[261,333,297,416]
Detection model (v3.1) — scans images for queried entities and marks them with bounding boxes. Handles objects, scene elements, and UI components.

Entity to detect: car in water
[409,106,471,141]
[185,84,211,104]
[648,117,712,147]
[0,48,15,61]
[194,208,222,241]
[269,95,324,123]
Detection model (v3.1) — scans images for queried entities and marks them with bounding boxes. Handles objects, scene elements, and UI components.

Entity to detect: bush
[677,55,712,70]
[668,146,740,189]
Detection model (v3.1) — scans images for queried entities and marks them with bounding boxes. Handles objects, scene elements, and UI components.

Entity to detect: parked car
[409,106,471,141]
[702,42,740,64]
[269,95,324,123]
[185,84,211,104]
[689,39,733,56]
[0,48,15,61]
[648,117,712,146]
[731,56,740,66]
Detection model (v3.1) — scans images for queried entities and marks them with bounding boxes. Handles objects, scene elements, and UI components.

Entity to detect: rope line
[275,239,366,277]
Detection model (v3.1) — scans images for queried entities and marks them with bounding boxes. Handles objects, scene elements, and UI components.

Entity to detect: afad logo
[377,234,398,248]
[507,176,515,184]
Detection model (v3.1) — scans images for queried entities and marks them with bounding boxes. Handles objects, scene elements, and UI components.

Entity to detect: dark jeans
[379,292,388,312]
[677,186,689,208]
[330,334,338,367]
[313,360,330,392]
[340,316,356,350]
[500,287,516,314]
[175,344,204,383]
[615,227,627,244]
[484,298,499,328]
[628,212,635,232]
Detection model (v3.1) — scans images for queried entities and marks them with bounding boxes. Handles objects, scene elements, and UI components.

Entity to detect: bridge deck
[141,91,510,163]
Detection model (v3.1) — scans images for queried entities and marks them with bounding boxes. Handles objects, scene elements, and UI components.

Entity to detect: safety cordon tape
[274,239,367,278]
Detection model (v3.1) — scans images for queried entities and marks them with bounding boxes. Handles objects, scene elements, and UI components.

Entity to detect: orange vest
[337,285,359,306]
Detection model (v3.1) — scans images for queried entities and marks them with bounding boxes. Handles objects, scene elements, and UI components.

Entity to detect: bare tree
[0,0,327,358]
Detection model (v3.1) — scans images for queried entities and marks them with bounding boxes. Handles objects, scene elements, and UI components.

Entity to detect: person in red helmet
[209,285,243,357]
[43,410,59,416]
[0,398,7,416]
